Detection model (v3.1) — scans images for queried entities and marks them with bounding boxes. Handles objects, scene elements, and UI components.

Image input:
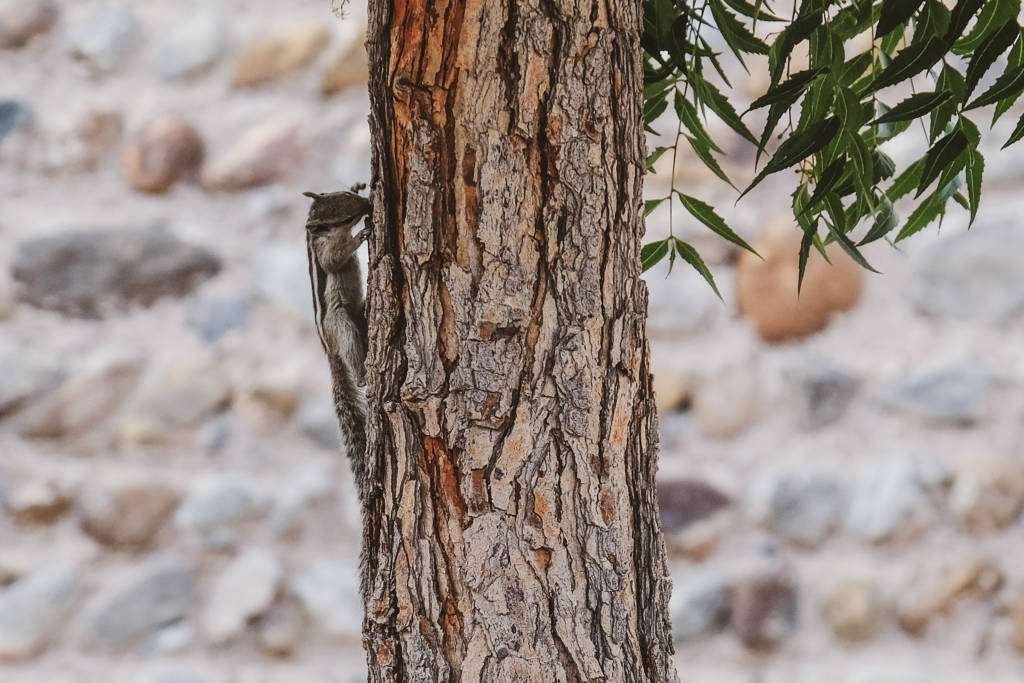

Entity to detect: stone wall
[1,1,1023,682]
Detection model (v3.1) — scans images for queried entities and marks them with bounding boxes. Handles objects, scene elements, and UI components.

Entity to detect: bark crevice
[363,1,677,680]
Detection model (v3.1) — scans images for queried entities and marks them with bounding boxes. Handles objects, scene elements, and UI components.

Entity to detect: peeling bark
[362,0,677,680]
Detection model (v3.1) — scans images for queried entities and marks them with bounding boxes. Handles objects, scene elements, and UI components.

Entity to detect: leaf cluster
[642,0,1024,292]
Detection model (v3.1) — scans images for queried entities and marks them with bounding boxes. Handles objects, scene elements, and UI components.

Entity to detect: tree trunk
[361,1,677,681]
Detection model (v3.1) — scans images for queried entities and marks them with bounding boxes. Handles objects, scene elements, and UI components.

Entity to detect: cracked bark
[362,0,677,680]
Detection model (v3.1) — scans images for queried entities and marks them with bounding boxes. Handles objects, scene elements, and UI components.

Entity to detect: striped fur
[304,190,371,489]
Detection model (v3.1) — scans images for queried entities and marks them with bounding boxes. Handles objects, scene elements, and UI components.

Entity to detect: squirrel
[303,188,371,494]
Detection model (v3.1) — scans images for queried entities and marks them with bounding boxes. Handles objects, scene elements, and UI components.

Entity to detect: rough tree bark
[361,0,677,680]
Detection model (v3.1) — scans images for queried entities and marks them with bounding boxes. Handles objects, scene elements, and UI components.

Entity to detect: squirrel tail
[330,356,367,497]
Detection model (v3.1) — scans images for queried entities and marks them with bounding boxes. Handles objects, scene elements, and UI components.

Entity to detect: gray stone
[84,557,193,648]
[730,571,798,649]
[250,242,313,321]
[296,396,341,450]
[12,226,221,319]
[195,415,231,454]
[798,364,860,428]
[67,2,137,73]
[187,294,250,342]
[174,475,269,532]
[911,225,1024,323]
[290,561,362,642]
[154,6,228,80]
[749,466,846,547]
[657,478,731,534]
[17,346,143,438]
[878,363,992,425]
[0,100,32,141]
[0,340,64,418]
[845,459,928,542]
[201,548,281,643]
[669,568,731,642]
[0,566,80,661]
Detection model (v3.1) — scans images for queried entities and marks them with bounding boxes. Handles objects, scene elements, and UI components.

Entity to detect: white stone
[0,566,80,661]
[290,561,362,642]
[202,548,282,643]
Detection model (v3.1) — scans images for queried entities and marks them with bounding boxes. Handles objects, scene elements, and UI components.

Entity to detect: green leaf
[886,158,925,202]
[802,155,847,215]
[877,0,925,37]
[677,193,758,255]
[931,65,965,142]
[824,218,879,272]
[768,12,823,85]
[896,192,943,240]
[684,136,737,188]
[943,0,986,44]
[671,238,722,298]
[871,90,952,124]
[743,116,842,196]
[964,146,984,224]
[839,51,874,87]
[697,77,761,146]
[873,151,897,181]
[829,0,876,40]
[994,31,1024,122]
[646,145,670,172]
[846,132,875,205]
[674,92,723,153]
[797,219,818,294]
[1003,112,1024,148]
[644,94,669,125]
[797,74,836,132]
[954,0,1021,54]
[721,0,784,22]
[915,129,968,197]
[697,35,733,86]
[641,239,670,272]
[834,82,866,132]
[710,0,770,66]
[964,21,1020,98]
[916,0,951,41]
[859,196,899,245]
[881,24,906,55]
[645,198,666,216]
[867,36,947,93]
[748,66,828,110]
[965,60,1024,110]
[756,101,790,165]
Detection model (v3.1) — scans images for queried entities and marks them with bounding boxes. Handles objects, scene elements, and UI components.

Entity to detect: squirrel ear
[302,191,321,199]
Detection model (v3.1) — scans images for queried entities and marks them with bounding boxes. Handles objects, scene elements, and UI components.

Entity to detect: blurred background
[1,1,1023,682]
